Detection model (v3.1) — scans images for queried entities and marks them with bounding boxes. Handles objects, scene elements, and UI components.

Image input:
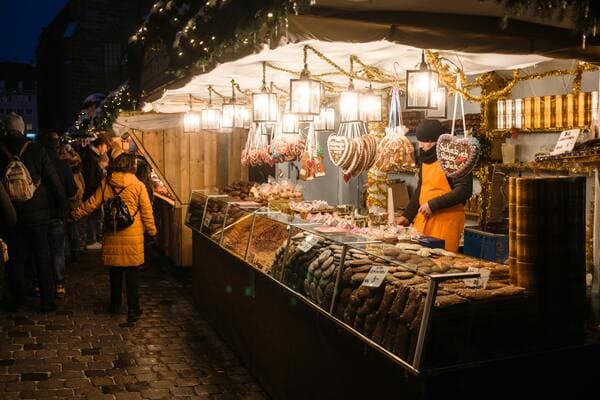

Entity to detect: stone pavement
[0,251,268,400]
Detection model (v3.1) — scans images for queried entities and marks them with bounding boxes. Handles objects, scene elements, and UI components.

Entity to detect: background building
[36,0,153,132]
[0,62,37,138]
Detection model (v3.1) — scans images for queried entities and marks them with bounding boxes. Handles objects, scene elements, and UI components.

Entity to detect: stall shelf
[185,191,599,399]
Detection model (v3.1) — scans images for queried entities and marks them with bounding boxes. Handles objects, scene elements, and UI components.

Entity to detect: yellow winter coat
[73,172,157,267]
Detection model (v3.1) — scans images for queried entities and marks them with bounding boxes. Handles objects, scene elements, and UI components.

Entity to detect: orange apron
[413,160,465,252]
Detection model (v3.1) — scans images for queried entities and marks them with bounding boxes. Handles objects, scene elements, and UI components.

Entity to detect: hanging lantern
[359,85,382,122]
[314,107,335,131]
[406,50,439,110]
[281,112,298,134]
[200,86,221,130]
[183,94,201,133]
[289,47,321,115]
[339,84,361,123]
[253,63,279,123]
[222,80,250,128]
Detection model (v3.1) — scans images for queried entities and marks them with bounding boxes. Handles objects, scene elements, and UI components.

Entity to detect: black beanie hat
[416,119,443,142]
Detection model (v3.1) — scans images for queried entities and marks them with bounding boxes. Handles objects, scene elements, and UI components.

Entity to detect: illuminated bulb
[268,12,273,18]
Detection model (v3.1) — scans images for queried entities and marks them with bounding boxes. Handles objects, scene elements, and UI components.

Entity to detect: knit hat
[3,112,25,134]
[415,119,443,143]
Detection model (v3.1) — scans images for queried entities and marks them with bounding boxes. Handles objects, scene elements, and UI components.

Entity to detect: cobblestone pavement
[0,251,267,400]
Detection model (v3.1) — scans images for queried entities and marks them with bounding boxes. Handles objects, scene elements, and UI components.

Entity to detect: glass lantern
[314,107,335,131]
[290,70,321,115]
[359,87,382,122]
[406,50,439,110]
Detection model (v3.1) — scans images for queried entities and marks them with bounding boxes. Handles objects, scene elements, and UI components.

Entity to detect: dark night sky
[0,0,69,63]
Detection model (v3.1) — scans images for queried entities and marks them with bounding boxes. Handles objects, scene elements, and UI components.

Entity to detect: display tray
[184,192,581,374]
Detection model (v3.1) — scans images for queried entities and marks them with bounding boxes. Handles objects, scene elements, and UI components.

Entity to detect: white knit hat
[3,112,25,134]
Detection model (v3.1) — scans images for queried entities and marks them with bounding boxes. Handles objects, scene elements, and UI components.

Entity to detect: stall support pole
[413,272,481,370]
[329,245,348,314]
[244,213,258,262]
[593,168,600,295]
[280,228,294,282]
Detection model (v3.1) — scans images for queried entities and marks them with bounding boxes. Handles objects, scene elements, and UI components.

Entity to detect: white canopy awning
[113,112,184,136]
[146,39,550,113]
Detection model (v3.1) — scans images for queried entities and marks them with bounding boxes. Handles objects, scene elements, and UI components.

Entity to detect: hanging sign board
[551,128,580,155]
[362,266,390,288]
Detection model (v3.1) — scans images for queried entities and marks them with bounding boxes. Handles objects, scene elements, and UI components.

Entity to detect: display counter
[186,191,599,398]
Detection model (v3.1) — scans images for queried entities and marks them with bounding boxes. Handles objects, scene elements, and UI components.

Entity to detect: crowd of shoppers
[0,112,157,321]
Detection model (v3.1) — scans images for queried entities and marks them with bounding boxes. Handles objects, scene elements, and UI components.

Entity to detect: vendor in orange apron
[397,120,473,252]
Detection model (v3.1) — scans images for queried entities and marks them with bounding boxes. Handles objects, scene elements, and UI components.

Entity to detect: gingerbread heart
[436,134,480,178]
[327,135,350,166]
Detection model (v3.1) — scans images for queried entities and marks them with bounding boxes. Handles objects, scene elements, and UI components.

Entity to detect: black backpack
[103,183,138,232]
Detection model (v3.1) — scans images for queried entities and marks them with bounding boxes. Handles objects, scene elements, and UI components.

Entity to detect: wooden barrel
[508,177,517,284]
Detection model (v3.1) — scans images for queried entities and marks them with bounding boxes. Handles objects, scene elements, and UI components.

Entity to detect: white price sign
[551,128,580,155]
[297,234,319,253]
[203,214,212,228]
[463,267,491,289]
[361,266,390,288]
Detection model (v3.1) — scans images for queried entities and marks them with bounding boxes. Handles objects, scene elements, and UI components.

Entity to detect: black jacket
[0,133,68,225]
[0,183,17,233]
[81,145,103,201]
[46,148,77,218]
[403,150,473,223]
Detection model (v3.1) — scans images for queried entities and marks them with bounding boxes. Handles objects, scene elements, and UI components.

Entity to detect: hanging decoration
[436,75,480,178]
[486,0,598,49]
[290,46,321,115]
[222,79,250,129]
[314,107,335,131]
[183,94,201,133]
[269,121,305,163]
[253,62,279,123]
[327,126,378,181]
[360,84,383,122]
[241,123,273,167]
[299,123,326,180]
[374,88,415,172]
[200,86,222,130]
[406,50,439,110]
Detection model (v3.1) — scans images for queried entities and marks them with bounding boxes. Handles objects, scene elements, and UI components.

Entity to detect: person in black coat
[80,135,109,248]
[0,183,16,232]
[0,113,67,312]
[38,132,77,298]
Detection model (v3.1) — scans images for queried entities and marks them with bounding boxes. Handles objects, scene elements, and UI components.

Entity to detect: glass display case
[186,191,534,372]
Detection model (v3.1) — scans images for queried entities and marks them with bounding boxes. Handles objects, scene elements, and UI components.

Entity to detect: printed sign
[362,266,390,288]
[298,234,319,253]
[203,214,212,228]
[327,135,350,166]
[463,267,491,289]
[436,134,480,178]
[551,128,580,155]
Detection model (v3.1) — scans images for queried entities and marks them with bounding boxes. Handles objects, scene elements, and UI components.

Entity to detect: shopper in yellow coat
[72,153,157,320]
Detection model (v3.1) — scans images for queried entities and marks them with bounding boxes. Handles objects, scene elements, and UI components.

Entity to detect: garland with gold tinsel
[426,51,599,102]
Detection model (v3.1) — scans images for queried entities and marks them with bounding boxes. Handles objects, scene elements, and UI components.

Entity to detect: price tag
[551,128,580,155]
[463,267,491,289]
[361,266,390,288]
[203,214,212,228]
[297,234,319,253]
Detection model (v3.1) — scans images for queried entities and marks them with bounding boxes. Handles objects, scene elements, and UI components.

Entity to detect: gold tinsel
[425,51,598,102]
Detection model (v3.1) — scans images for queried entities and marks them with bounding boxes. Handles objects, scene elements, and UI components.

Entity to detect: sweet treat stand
[115,0,600,397]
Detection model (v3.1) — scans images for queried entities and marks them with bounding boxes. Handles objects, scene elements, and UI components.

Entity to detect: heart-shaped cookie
[327,135,350,166]
[436,134,480,178]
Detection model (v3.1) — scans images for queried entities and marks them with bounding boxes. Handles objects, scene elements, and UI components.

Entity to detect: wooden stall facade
[129,124,248,266]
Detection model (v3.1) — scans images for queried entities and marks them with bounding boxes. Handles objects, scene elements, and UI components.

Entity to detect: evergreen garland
[489,0,599,42]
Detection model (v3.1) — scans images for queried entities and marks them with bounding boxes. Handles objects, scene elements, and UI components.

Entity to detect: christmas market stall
[117,0,600,398]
